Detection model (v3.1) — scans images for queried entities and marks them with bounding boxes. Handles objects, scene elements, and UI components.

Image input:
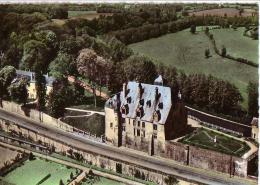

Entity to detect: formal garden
[1,157,79,185]
[179,127,250,157]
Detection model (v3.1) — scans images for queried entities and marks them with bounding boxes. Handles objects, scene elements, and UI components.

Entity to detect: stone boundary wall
[163,141,248,177]
[1,101,73,132]
[0,118,181,185]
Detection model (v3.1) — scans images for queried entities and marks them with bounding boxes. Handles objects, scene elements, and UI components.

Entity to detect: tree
[221,46,227,57]
[164,175,179,185]
[35,70,46,111]
[59,179,64,185]
[48,52,76,79]
[76,49,110,107]
[20,40,50,72]
[190,25,196,34]
[47,79,71,118]
[70,172,73,180]
[247,82,258,117]
[205,26,209,34]
[205,49,210,58]
[8,78,28,105]
[123,55,157,84]
[29,152,35,160]
[0,65,16,100]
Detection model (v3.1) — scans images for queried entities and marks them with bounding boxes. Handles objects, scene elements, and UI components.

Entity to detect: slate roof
[16,70,55,86]
[106,81,172,124]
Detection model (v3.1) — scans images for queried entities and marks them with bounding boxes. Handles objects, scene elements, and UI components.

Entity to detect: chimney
[123,82,127,97]
[138,83,143,98]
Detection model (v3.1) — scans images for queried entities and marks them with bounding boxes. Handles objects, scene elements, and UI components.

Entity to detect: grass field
[129,28,258,109]
[211,27,258,64]
[2,158,78,185]
[180,128,250,156]
[189,8,257,17]
[68,11,113,20]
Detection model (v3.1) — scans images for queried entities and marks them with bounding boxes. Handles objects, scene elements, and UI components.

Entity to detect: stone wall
[0,118,175,185]
[162,141,248,177]
[1,100,73,132]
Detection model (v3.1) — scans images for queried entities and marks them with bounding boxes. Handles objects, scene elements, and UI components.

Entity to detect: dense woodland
[0,4,258,123]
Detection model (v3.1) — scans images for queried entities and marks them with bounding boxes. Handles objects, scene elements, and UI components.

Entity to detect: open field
[68,10,113,20]
[129,28,258,109]
[189,8,257,17]
[2,157,78,185]
[211,27,258,64]
[179,128,250,157]
[0,146,19,169]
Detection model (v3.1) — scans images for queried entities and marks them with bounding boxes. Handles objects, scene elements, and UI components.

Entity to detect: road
[0,108,257,185]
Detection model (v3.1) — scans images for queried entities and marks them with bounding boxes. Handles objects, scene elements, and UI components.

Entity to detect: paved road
[0,109,257,185]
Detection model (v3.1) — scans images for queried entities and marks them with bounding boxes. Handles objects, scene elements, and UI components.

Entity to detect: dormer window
[158,102,163,109]
[121,104,129,115]
[139,99,144,106]
[153,110,161,122]
[136,106,144,118]
[127,96,132,103]
[146,100,151,107]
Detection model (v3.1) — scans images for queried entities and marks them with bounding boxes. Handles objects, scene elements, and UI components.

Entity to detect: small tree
[59,179,64,185]
[205,26,209,34]
[190,25,196,34]
[29,152,35,161]
[221,46,227,57]
[35,70,46,111]
[205,49,210,58]
[209,34,214,40]
[164,175,179,185]
[70,172,73,180]
[8,78,28,105]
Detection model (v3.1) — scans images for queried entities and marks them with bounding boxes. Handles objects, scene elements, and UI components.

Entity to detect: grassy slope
[2,158,77,185]
[129,28,258,109]
[211,27,258,64]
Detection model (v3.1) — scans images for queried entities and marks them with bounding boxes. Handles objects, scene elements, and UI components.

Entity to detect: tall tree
[77,49,110,107]
[35,70,46,111]
[8,78,28,105]
[123,55,157,84]
[0,65,16,100]
[247,82,259,117]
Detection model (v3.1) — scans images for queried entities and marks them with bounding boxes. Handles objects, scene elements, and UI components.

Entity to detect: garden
[1,157,78,185]
[179,127,250,157]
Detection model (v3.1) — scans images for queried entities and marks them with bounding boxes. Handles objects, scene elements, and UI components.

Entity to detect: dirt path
[68,76,109,100]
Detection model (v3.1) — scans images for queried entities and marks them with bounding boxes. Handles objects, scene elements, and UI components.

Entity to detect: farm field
[211,27,258,64]
[68,10,113,20]
[179,128,250,157]
[129,28,258,109]
[2,157,78,185]
[189,7,257,17]
[0,146,19,169]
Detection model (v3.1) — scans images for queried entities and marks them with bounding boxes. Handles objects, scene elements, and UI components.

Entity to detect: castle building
[15,70,55,99]
[105,76,187,155]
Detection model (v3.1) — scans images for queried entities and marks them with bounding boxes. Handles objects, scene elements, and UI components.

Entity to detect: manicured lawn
[80,177,124,185]
[180,128,250,157]
[211,27,258,64]
[2,157,78,185]
[129,28,258,109]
